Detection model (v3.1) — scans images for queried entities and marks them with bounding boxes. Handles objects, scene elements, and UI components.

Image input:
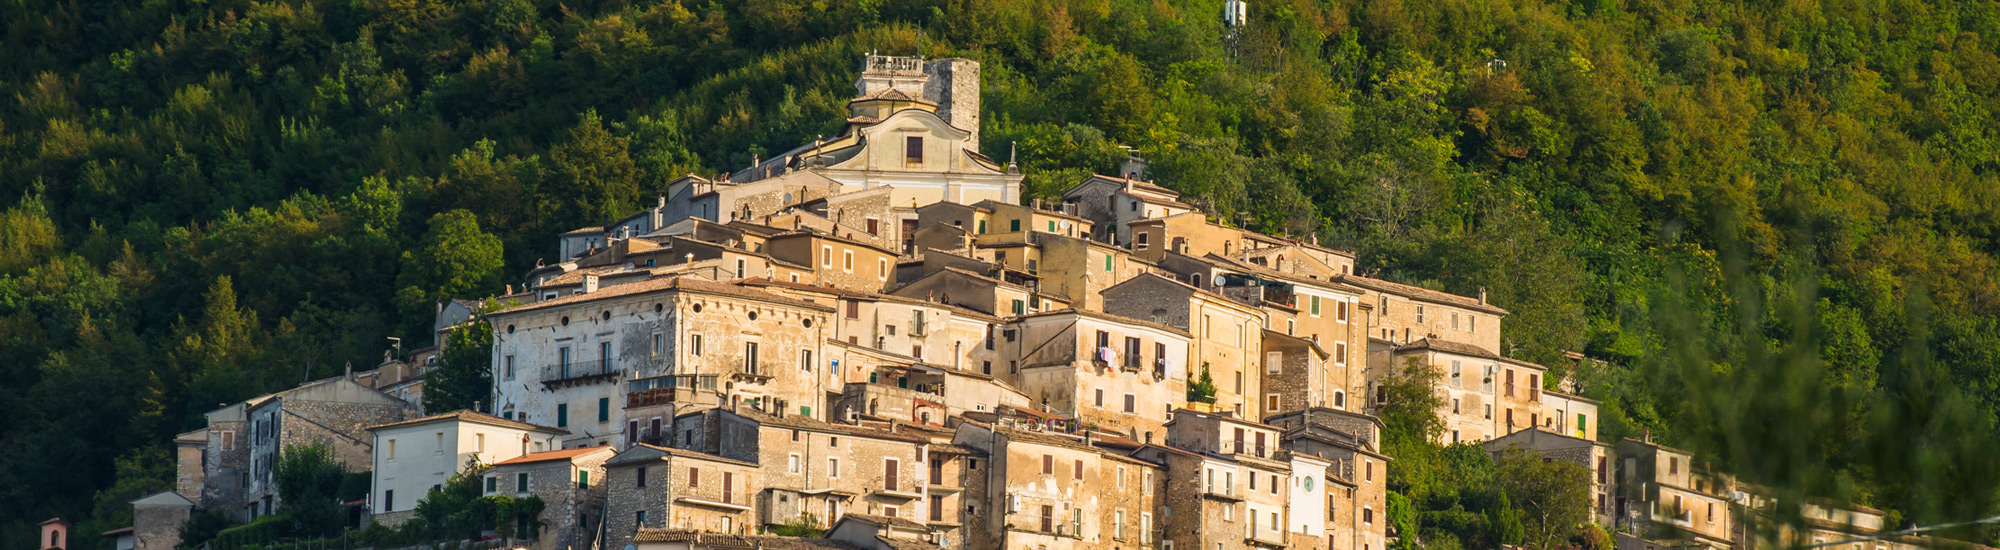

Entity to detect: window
[1335,342,1348,366]
[789,454,801,474]
[1095,389,1104,407]
[1452,399,1461,414]
[1144,471,1154,495]
[1012,299,1026,315]
[635,510,647,527]
[1415,305,1426,324]
[689,468,700,488]
[637,467,648,488]
[1042,454,1053,475]
[1117,466,1128,489]
[1670,456,1679,475]
[578,470,590,489]
[1470,315,1478,333]
[1040,505,1054,532]
[486,476,497,493]
[1334,391,1346,408]
[905,136,924,163]
[517,472,529,492]
[221,431,235,450]
[800,349,814,372]
[884,459,901,491]
[691,334,704,356]
[866,218,879,235]
[842,250,853,273]
[1136,232,1149,250]
[1010,219,1021,232]
[1124,394,1137,413]
[557,404,568,427]
[1365,460,1374,482]
[504,356,515,380]
[829,457,841,478]
[822,245,833,268]
[1363,506,1374,525]
[1310,296,1322,316]
[879,258,888,280]
[650,336,660,358]
[1337,300,1350,322]
[722,472,734,503]
[1115,510,1126,539]
[1105,253,1114,272]
[598,398,610,423]
[1266,393,1280,411]
[1266,351,1282,374]
[383,490,394,512]
[1452,312,1460,330]
[743,342,761,374]
[1074,459,1084,480]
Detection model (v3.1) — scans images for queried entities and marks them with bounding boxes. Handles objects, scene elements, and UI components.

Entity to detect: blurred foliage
[3,0,1999,545]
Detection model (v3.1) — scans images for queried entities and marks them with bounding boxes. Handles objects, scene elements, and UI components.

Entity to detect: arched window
[1191,274,1203,288]
[1333,391,1346,409]
[51,531,61,548]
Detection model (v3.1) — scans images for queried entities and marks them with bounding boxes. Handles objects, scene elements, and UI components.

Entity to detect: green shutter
[517,473,528,492]
[1104,254,1113,272]
[1577,414,1587,435]
[1048,220,1056,232]
[578,470,589,489]
[978,220,987,234]
[1311,296,1321,315]
[1011,219,1020,232]
[801,406,812,417]
[599,398,609,422]
[557,404,568,427]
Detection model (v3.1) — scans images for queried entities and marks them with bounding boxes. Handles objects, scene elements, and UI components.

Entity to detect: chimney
[583,274,600,294]
[1031,198,1042,210]
[506,284,514,295]
[1479,287,1488,305]
[1084,432,1095,446]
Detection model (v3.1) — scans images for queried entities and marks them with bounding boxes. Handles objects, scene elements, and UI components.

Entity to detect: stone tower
[853,54,983,150]
[923,58,982,150]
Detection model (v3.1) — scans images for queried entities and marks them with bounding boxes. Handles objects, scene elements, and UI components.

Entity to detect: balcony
[1202,483,1242,502]
[625,375,719,408]
[541,358,620,389]
[1224,441,1273,460]
[1246,530,1289,549]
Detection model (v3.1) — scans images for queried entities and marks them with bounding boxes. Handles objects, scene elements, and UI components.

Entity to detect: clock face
[1305,477,1314,491]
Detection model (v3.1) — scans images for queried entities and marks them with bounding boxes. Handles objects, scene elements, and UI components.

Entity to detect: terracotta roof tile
[492,446,613,466]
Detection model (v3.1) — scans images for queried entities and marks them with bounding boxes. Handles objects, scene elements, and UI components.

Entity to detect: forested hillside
[4,0,1998,545]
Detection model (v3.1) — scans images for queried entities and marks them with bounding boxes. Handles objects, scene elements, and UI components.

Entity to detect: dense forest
[3,0,1999,545]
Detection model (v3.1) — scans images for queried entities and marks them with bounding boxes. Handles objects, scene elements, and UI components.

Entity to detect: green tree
[1188,363,1218,404]
[541,110,641,232]
[1494,450,1592,550]
[425,319,493,414]
[274,442,348,537]
[395,210,503,337]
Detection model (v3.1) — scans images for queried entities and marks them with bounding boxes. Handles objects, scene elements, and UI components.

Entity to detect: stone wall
[921,59,981,150]
[133,505,189,550]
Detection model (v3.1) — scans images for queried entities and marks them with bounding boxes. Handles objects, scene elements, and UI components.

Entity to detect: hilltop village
[66,54,1975,550]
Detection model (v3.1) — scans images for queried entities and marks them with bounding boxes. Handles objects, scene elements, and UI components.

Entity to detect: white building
[366,411,567,525]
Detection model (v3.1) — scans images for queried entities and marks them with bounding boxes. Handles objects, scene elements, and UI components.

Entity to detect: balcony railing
[541,357,620,388]
[1226,441,1271,458]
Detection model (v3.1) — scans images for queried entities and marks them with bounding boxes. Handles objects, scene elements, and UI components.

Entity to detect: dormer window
[905,136,924,164]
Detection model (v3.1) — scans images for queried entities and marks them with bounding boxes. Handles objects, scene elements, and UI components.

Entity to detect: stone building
[999,309,1192,442]
[1102,273,1270,419]
[488,275,838,449]
[1368,338,1546,445]
[1061,174,1197,246]
[1340,273,1504,352]
[172,429,206,503]
[237,376,415,520]
[485,446,616,550]
[602,444,765,550]
[131,492,194,550]
[763,230,901,293]
[952,421,1161,550]
[1613,437,1734,550]
[1138,408,1295,550]
[889,267,1046,318]
[366,410,567,525]
[1482,427,1616,526]
[667,407,934,532]
[1265,407,1392,550]
[1201,253,1371,413]
[1540,389,1601,441]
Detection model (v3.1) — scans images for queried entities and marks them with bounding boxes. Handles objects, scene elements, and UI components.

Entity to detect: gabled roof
[131,491,195,507]
[732,408,931,444]
[366,410,568,435]
[1009,308,1191,338]
[1393,338,1502,361]
[561,226,605,237]
[1335,274,1507,315]
[492,446,615,467]
[836,512,930,532]
[605,443,760,469]
[490,274,834,317]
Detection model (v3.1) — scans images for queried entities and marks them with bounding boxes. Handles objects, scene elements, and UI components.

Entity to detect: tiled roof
[737,409,930,444]
[489,275,834,317]
[631,529,860,549]
[366,410,567,435]
[1392,338,1501,360]
[1335,274,1507,315]
[492,446,613,466]
[560,226,605,237]
[840,512,929,531]
[1012,307,1192,337]
[737,278,1000,322]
